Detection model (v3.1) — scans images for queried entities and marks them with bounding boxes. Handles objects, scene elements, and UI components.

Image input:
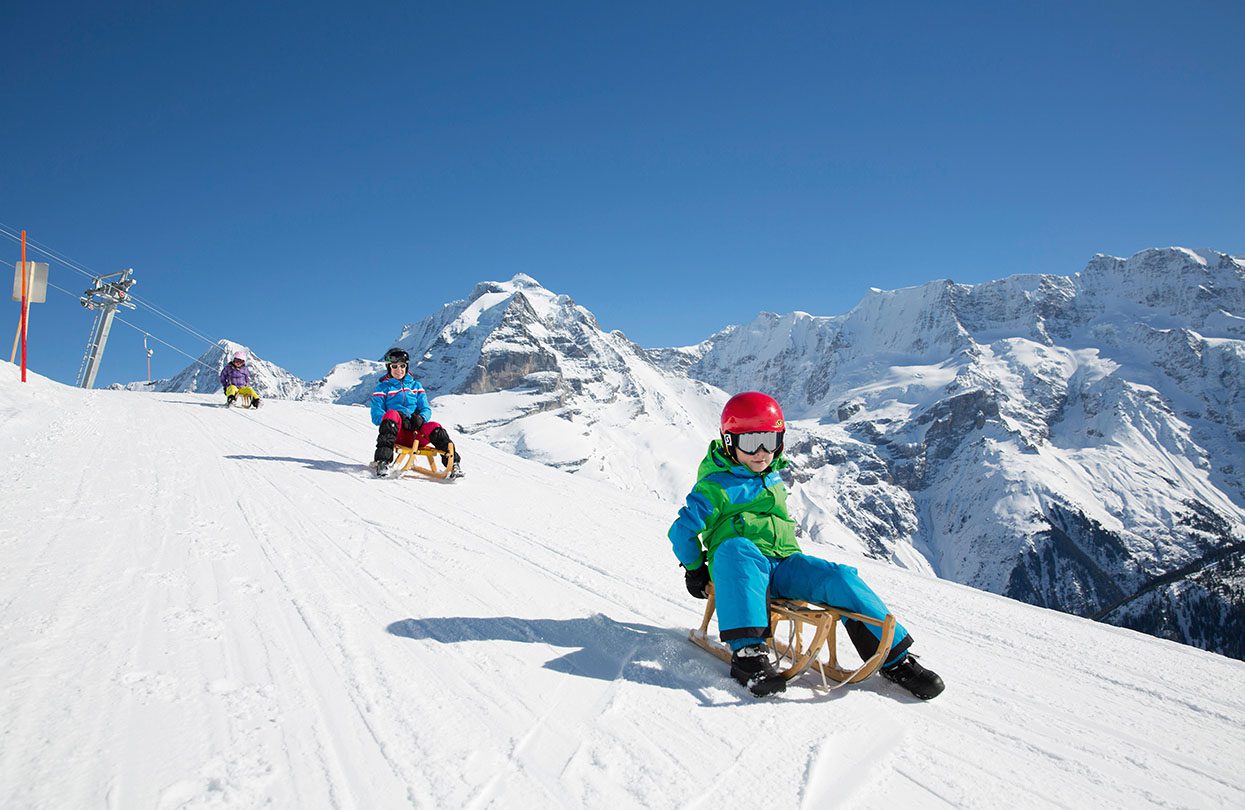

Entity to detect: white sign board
[12,262,48,303]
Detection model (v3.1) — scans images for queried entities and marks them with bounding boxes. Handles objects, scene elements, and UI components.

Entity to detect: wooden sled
[225,388,258,408]
[392,441,456,480]
[689,584,896,689]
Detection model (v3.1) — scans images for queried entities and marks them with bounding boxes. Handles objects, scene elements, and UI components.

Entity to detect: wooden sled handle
[392,441,456,480]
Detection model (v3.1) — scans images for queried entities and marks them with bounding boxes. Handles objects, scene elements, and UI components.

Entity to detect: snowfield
[2,363,1243,809]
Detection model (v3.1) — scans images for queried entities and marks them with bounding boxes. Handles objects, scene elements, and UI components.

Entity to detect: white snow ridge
[2,361,1244,808]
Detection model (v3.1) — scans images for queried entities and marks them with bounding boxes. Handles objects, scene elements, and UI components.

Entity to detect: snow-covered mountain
[300,357,386,403]
[668,247,1245,658]
[4,364,1244,808]
[143,339,307,400]
[368,273,725,503]
[137,250,1245,659]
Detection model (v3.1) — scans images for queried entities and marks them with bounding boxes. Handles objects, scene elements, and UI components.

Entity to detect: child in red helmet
[669,391,944,699]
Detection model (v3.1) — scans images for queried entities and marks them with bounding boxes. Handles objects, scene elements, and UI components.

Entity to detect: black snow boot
[448,453,464,479]
[375,420,399,463]
[880,654,944,700]
[251,398,261,409]
[730,644,786,697]
[226,394,236,406]
[374,459,390,478]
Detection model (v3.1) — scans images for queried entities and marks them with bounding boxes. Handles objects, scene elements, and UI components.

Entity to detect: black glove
[684,561,710,599]
[402,413,427,432]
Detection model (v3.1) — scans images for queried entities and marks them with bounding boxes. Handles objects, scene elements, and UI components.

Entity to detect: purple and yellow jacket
[219,363,251,389]
[369,372,433,426]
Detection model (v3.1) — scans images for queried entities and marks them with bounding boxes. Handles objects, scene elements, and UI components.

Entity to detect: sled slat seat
[689,585,896,686]
[392,441,456,480]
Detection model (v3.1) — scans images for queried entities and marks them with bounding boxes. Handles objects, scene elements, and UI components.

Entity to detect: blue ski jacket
[369,372,433,426]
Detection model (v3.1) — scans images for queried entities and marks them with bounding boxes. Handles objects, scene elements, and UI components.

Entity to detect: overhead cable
[0,222,220,351]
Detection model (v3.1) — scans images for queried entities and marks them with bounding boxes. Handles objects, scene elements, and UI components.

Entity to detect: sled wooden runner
[392,441,456,480]
[689,585,896,686]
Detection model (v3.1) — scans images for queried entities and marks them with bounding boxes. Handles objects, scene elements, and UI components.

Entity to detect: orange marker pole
[20,230,28,382]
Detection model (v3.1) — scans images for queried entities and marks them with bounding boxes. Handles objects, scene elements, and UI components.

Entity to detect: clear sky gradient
[3,1,1243,387]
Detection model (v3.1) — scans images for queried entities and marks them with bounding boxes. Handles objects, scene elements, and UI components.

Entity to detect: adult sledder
[370,348,463,480]
[669,392,944,699]
[220,351,261,408]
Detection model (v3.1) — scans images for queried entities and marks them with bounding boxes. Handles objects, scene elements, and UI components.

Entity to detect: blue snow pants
[712,536,913,665]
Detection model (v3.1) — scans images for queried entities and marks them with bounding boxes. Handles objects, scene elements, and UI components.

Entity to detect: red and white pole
[20,230,28,382]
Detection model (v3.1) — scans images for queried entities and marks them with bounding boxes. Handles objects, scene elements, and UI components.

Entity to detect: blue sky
[3,1,1243,387]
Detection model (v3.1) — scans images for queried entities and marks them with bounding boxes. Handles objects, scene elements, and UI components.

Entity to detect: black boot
[374,420,399,475]
[880,654,944,700]
[226,394,236,406]
[426,426,464,478]
[730,644,786,697]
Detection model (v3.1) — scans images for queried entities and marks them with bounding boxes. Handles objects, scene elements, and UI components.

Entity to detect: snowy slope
[2,364,1244,809]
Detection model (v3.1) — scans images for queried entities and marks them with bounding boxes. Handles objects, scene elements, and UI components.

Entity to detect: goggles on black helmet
[725,431,784,455]
[383,348,410,365]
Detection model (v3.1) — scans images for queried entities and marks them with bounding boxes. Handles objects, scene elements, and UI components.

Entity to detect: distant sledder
[671,392,944,700]
[370,348,463,480]
[220,351,262,409]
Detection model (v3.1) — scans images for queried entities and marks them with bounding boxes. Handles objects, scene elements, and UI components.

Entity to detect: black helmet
[383,348,410,365]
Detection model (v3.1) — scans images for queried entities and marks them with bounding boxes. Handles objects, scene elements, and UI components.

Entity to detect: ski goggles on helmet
[726,431,784,455]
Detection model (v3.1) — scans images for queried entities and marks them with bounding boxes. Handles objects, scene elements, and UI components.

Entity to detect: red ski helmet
[720,392,785,434]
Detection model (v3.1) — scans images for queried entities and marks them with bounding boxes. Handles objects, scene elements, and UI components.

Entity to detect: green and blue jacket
[668,440,800,573]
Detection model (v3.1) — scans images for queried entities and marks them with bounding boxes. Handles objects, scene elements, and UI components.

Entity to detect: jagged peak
[1079,248,1245,306]
[508,272,543,288]
[203,338,250,361]
[743,309,836,329]
[1086,246,1234,275]
[469,273,550,302]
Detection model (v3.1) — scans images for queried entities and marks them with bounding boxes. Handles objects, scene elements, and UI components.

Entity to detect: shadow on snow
[387,613,728,700]
[225,454,364,474]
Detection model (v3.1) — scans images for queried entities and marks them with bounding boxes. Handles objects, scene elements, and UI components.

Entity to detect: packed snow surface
[2,363,1244,809]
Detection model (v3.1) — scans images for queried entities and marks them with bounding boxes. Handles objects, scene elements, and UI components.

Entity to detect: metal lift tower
[77,269,137,389]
